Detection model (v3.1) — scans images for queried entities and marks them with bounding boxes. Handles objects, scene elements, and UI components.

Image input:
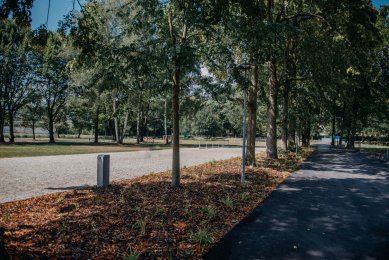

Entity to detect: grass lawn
[0,149,312,259]
[0,141,170,158]
[0,137,269,158]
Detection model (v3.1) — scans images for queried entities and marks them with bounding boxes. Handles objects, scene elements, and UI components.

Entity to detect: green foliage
[203,206,217,220]
[189,228,213,246]
[220,196,234,209]
[123,248,141,260]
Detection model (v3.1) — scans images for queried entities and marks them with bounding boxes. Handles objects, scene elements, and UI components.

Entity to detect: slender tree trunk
[302,118,311,147]
[136,109,141,144]
[8,110,15,143]
[266,60,279,159]
[247,64,258,166]
[77,129,81,139]
[172,68,180,187]
[94,106,99,144]
[349,128,356,149]
[0,92,6,143]
[281,81,289,151]
[339,103,346,146]
[32,121,36,140]
[48,112,55,143]
[120,112,129,144]
[112,89,120,144]
[331,117,336,146]
[288,114,295,146]
[164,98,168,145]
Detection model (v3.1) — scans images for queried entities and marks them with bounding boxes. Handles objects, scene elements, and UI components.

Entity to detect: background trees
[0,0,387,186]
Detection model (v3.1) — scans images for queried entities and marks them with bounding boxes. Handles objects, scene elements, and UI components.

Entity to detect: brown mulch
[0,150,312,259]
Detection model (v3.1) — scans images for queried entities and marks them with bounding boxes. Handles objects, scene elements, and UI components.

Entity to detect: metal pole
[241,87,247,182]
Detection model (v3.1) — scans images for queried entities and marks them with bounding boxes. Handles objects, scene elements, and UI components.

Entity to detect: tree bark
[32,121,36,140]
[288,114,296,146]
[171,68,180,187]
[331,117,336,146]
[266,60,279,159]
[48,113,55,143]
[120,112,129,144]
[247,64,258,166]
[112,89,120,144]
[164,98,168,145]
[136,108,141,144]
[94,106,99,144]
[281,81,289,151]
[8,110,15,143]
[0,98,5,143]
[301,118,311,147]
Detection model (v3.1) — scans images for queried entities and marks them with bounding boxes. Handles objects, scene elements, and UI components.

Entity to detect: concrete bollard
[97,154,110,187]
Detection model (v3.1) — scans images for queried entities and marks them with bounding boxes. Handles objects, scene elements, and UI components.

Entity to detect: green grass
[0,140,170,158]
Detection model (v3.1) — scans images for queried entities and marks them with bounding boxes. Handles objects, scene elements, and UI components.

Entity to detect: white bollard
[97,154,110,187]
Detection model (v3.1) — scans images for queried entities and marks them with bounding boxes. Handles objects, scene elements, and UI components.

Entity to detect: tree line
[1,0,388,187]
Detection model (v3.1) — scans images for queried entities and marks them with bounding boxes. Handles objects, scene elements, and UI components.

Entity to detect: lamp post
[237,63,254,182]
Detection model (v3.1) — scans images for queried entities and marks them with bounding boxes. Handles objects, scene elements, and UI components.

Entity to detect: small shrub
[203,206,217,219]
[133,219,146,235]
[123,248,140,260]
[240,192,250,200]
[189,229,213,246]
[220,196,234,209]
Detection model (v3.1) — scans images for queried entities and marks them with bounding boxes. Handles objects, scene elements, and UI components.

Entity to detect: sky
[31,0,388,31]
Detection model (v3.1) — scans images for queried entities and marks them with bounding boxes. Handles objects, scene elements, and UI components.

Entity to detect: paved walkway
[205,145,389,259]
[0,147,263,203]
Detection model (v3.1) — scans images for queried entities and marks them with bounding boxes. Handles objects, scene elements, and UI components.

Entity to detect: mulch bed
[0,150,312,259]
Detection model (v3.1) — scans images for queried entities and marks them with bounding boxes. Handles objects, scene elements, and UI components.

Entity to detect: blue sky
[31,0,388,31]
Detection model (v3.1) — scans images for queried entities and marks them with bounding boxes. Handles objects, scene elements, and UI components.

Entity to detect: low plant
[189,228,213,246]
[203,206,217,219]
[133,219,146,235]
[123,248,140,260]
[220,196,234,209]
[240,192,250,200]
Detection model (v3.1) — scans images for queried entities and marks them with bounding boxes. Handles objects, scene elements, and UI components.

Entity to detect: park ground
[1,141,388,258]
[0,136,266,158]
[0,149,311,258]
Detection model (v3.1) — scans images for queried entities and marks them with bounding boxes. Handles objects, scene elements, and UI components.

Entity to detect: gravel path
[0,147,263,203]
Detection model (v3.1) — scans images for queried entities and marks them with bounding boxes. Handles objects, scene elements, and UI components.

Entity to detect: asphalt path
[0,147,263,203]
[205,144,389,259]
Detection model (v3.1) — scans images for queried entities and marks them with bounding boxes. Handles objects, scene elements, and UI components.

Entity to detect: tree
[34,28,70,143]
[0,19,34,143]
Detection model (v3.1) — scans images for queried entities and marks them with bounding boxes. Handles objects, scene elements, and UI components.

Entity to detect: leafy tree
[34,28,70,143]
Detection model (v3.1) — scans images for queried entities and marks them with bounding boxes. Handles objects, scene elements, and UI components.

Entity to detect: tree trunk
[348,128,356,149]
[331,117,336,146]
[94,106,99,143]
[8,111,15,143]
[302,118,311,147]
[112,89,120,144]
[247,64,258,166]
[281,81,289,151]
[288,114,296,146]
[120,112,129,144]
[136,109,141,144]
[266,60,279,159]
[164,98,168,145]
[32,121,36,140]
[0,101,5,143]
[171,68,180,187]
[48,113,55,143]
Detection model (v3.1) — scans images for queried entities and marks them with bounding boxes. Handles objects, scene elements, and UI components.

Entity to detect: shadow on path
[205,145,389,259]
